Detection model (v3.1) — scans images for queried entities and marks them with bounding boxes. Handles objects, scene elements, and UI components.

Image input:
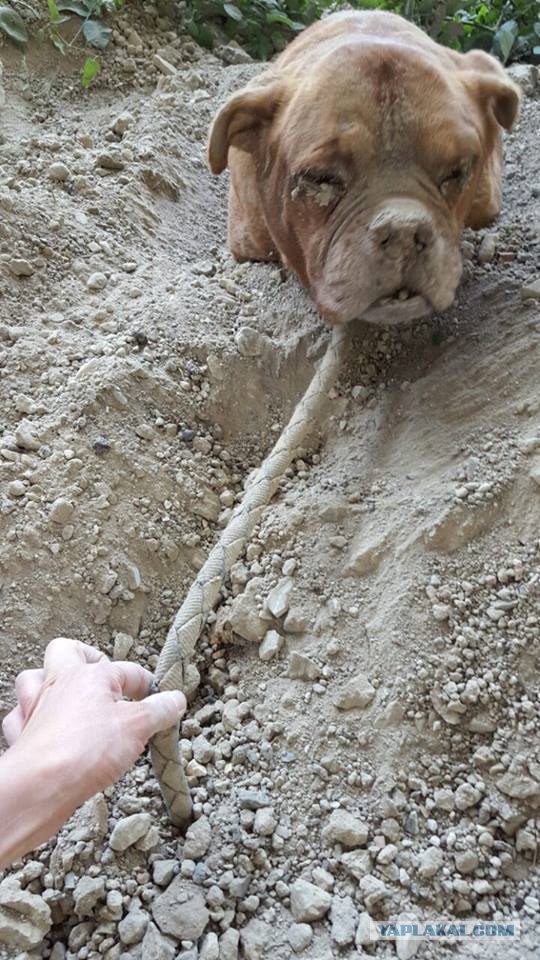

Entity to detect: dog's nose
[369,202,434,258]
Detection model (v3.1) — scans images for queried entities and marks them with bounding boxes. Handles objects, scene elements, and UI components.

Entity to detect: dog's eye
[439,159,474,197]
[291,171,345,207]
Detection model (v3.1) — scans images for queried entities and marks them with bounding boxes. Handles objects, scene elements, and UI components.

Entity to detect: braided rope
[150,325,348,829]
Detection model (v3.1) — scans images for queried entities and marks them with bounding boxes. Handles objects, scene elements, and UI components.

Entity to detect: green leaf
[50,29,67,53]
[497,19,518,62]
[57,1,91,15]
[223,2,243,20]
[48,0,61,21]
[0,4,29,45]
[266,9,294,26]
[82,55,100,86]
[83,18,112,49]
[535,22,540,37]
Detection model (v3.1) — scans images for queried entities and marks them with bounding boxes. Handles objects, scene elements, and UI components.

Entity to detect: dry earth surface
[0,6,539,960]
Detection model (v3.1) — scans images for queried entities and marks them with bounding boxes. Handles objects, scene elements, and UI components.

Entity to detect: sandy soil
[0,6,539,960]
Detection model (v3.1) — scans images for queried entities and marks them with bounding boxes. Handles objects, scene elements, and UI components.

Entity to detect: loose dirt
[0,6,539,960]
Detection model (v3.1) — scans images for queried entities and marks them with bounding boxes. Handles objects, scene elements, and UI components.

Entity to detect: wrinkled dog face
[209,14,520,325]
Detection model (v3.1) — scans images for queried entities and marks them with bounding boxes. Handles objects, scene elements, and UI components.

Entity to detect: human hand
[0,638,185,867]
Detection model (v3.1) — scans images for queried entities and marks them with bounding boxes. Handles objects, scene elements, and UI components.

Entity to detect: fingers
[15,668,45,715]
[126,690,187,741]
[2,705,24,745]
[44,637,106,673]
[108,662,154,702]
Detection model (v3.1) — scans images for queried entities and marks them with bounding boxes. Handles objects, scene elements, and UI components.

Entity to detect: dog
[208,11,520,325]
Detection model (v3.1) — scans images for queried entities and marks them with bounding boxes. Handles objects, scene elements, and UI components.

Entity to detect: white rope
[150,325,348,829]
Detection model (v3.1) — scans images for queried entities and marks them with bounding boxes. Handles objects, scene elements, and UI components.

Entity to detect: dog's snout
[370,202,434,259]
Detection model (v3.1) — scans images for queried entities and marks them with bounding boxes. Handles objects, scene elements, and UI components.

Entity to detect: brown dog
[208,11,520,325]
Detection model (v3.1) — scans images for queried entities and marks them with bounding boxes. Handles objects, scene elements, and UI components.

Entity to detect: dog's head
[209,36,520,325]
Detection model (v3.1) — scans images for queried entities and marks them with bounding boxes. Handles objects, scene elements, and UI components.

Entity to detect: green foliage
[82,53,100,84]
[0,4,29,45]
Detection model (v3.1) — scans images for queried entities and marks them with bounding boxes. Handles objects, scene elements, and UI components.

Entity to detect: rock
[141,921,176,960]
[497,770,540,800]
[333,674,375,710]
[253,807,276,836]
[235,326,269,357]
[418,846,444,878]
[240,919,271,959]
[50,497,74,525]
[7,480,26,498]
[330,895,357,946]
[237,789,272,810]
[222,698,242,732]
[290,879,332,923]
[395,913,420,959]
[226,579,266,643]
[15,423,40,451]
[454,783,481,810]
[258,629,283,661]
[0,878,52,951]
[109,813,152,851]
[8,258,34,277]
[219,928,240,960]
[97,150,125,171]
[153,860,177,887]
[87,271,108,292]
[192,488,220,522]
[355,911,379,947]
[283,608,308,633]
[153,53,176,75]
[287,652,320,681]
[432,602,451,621]
[344,529,387,576]
[216,41,253,65]
[183,815,211,860]
[341,849,372,880]
[287,923,313,953]
[112,112,133,135]
[266,577,293,617]
[323,809,369,848]
[455,850,479,874]
[358,875,388,910]
[73,876,105,917]
[113,631,135,660]
[200,931,219,960]
[192,735,214,764]
[118,909,148,945]
[521,279,540,301]
[49,161,70,181]
[506,63,538,96]
[152,878,209,941]
[477,233,497,264]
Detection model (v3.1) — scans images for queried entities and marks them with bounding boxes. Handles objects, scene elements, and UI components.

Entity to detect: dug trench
[0,11,539,960]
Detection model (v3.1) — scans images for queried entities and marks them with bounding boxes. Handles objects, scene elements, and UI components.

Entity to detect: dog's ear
[460,50,521,131]
[208,74,288,174]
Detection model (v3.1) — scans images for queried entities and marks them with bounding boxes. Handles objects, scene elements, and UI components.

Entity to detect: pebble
[258,629,283,661]
[0,878,52,950]
[113,631,135,660]
[521,278,540,301]
[418,846,444,878]
[183,815,211,860]
[477,233,497,264]
[50,497,74,525]
[151,878,209,941]
[240,919,271,960]
[333,673,375,710]
[153,860,177,887]
[355,911,379,947]
[322,809,369,848]
[199,931,219,960]
[73,875,105,917]
[48,161,70,181]
[8,258,34,277]
[153,53,177,76]
[225,580,266,642]
[330,895,357,946]
[287,923,313,953]
[253,806,276,836]
[87,272,108,292]
[109,813,152,851]
[140,921,176,960]
[266,577,294,618]
[7,480,26,498]
[15,423,41,451]
[235,326,267,357]
[118,909,148,945]
[455,850,479,874]
[287,652,320,681]
[220,928,240,960]
[290,879,332,922]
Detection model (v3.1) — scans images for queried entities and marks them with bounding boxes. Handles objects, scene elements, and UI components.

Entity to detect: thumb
[137,690,187,738]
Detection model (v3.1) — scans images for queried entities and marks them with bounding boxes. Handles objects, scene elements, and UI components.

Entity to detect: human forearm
[0,742,81,869]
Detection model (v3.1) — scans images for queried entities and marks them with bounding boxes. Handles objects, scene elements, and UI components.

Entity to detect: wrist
[0,741,81,869]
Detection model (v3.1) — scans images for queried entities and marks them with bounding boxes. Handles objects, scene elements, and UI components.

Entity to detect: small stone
[521,279,540,301]
[283,608,308,633]
[395,913,420,959]
[153,53,176,75]
[235,326,268,357]
[359,875,388,910]
[253,807,276,837]
[219,928,240,960]
[330,895,357,946]
[152,879,209,941]
[135,423,155,441]
[287,652,320,681]
[49,161,70,181]
[238,789,272,810]
[266,577,293,617]
[290,879,332,923]
[109,813,152,851]
[7,480,26,498]
[454,783,481,810]
[153,860,177,887]
[333,674,375,710]
[258,629,283,661]
[455,850,479,874]
[118,909,148,945]
[477,233,497,264]
[322,809,369,848]
[432,602,451,621]
[73,875,105,917]
[355,911,379,947]
[341,849,372,880]
[226,580,266,643]
[0,878,52,951]
[530,462,540,487]
[287,923,313,953]
[97,150,125,171]
[87,271,108,291]
[50,497,74,525]
[8,258,34,277]
[15,423,40,450]
[240,919,271,960]
[183,815,211,860]
[200,931,219,960]
[418,846,444,878]
[140,921,176,960]
[113,632,135,660]
[112,112,133,135]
